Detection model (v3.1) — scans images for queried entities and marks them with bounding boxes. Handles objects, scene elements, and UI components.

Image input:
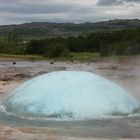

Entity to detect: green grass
[0,53,100,61]
[0,54,45,61]
[71,52,100,60]
[0,53,139,61]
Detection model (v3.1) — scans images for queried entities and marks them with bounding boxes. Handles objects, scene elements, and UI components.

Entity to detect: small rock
[50,61,54,64]
[70,59,74,62]
[13,62,16,65]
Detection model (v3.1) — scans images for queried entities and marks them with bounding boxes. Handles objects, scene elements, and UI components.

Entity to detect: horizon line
[0,18,140,26]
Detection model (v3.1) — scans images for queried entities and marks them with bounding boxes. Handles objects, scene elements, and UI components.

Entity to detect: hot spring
[1,71,140,120]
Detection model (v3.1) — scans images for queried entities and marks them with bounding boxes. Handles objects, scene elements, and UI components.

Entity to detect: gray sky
[0,0,140,25]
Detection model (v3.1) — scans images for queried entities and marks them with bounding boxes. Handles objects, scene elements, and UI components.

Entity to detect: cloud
[97,0,140,6]
[0,3,76,14]
[0,0,139,25]
[0,0,95,14]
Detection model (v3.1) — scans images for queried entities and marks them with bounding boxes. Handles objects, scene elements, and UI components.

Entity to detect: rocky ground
[0,57,140,140]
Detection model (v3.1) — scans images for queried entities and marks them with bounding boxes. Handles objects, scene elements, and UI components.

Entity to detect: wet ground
[0,57,140,140]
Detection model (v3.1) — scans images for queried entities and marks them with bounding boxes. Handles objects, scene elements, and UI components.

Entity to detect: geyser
[2,71,140,120]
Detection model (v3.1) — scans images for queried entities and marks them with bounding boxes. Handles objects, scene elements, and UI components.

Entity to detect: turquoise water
[1,71,140,120]
[0,71,140,138]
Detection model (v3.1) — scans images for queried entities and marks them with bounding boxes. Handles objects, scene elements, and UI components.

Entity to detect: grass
[0,53,100,61]
[0,53,139,61]
[71,52,100,60]
[0,54,45,61]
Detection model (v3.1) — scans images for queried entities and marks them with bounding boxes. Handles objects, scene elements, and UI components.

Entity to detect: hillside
[0,19,140,39]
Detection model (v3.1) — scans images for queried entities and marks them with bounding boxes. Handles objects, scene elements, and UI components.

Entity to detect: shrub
[44,43,71,58]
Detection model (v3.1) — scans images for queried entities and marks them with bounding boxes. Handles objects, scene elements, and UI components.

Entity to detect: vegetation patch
[0,29,140,59]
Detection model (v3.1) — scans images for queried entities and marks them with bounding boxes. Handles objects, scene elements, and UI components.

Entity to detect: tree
[44,43,71,58]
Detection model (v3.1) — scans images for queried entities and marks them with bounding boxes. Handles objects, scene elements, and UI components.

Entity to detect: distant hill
[0,19,140,40]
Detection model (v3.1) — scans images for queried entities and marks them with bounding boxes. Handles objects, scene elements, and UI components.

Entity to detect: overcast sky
[0,0,140,25]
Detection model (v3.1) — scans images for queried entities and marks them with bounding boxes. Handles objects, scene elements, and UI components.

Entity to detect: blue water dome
[2,71,140,120]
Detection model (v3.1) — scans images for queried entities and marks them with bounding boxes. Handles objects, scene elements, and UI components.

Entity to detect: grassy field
[71,52,100,60]
[0,53,100,61]
[0,53,139,61]
[0,54,45,61]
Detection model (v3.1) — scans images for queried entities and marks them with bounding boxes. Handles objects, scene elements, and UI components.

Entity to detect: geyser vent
[2,71,140,120]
